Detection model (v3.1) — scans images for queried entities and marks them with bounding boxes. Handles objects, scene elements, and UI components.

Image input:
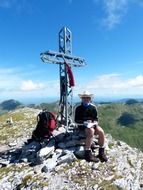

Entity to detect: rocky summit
[0,107,143,190]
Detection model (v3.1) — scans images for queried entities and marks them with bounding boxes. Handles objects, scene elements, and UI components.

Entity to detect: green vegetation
[125,99,139,105]
[117,112,137,127]
[0,99,22,113]
[0,108,37,145]
[58,160,123,189]
[0,164,49,189]
[0,164,30,179]
[0,99,143,151]
[98,101,143,151]
[36,101,59,114]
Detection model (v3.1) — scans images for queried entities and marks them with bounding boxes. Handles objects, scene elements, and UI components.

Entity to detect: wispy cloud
[1,67,143,101]
[102,0,128,29]
[77,73,143,97]
[94,0,143,29]
[0,66,60,101]
[128,75,143,87]
[0,0,30,13]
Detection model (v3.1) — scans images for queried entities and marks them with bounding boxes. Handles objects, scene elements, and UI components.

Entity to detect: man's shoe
[85,150,99,163]
[97,148,108,162]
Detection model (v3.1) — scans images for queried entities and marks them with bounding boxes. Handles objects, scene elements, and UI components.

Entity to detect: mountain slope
[0,99,23,115]
[98,102,143,151]
[0,107,143,190]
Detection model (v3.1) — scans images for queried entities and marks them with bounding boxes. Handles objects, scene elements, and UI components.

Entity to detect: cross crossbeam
[41,50,86,67]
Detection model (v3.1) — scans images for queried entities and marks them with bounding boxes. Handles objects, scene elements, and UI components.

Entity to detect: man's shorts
[78,123,97,131]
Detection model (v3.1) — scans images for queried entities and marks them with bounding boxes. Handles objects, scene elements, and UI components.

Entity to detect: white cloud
[94,0,143,29]
[128,75,143,87]
[0,66,60,100]
[1,66,143,101]
[20,80,44,91]
[75,73,143,97]
[102,0,128,29]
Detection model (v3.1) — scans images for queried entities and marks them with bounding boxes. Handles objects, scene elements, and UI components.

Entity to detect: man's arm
[92,105,98,121]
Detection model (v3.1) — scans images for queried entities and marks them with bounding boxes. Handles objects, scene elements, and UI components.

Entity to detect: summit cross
[40,27,86,130]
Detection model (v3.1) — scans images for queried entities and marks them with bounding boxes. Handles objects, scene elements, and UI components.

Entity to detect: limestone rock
[0,107,143,190]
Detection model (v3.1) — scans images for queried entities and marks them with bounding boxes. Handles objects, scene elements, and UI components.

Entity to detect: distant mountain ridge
[1,97,143,107]
[0,99,23,115]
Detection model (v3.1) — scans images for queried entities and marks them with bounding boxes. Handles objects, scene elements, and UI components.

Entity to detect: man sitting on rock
[75,90,108,163]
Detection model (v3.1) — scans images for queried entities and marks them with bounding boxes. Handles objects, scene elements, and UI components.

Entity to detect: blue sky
[0,0,143,103]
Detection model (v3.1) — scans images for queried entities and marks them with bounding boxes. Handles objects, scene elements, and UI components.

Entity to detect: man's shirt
[75,103,98,124]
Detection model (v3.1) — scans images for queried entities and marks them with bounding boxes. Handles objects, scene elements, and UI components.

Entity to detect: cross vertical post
[59,27,72,128]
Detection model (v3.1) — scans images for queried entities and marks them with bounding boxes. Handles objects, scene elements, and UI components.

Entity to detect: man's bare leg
[95,125,108,162]
[84,128,99,162]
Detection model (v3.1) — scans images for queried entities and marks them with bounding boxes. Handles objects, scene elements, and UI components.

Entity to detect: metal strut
[41,27,86,131]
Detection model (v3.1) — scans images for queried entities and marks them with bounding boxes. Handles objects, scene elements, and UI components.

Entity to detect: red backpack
[32,110,56,140]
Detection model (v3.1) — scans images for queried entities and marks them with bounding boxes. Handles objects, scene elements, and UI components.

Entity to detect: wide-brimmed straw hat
[78,90,94,98]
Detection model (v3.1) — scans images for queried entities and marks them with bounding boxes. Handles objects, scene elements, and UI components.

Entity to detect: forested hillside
[97,101,143,151]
